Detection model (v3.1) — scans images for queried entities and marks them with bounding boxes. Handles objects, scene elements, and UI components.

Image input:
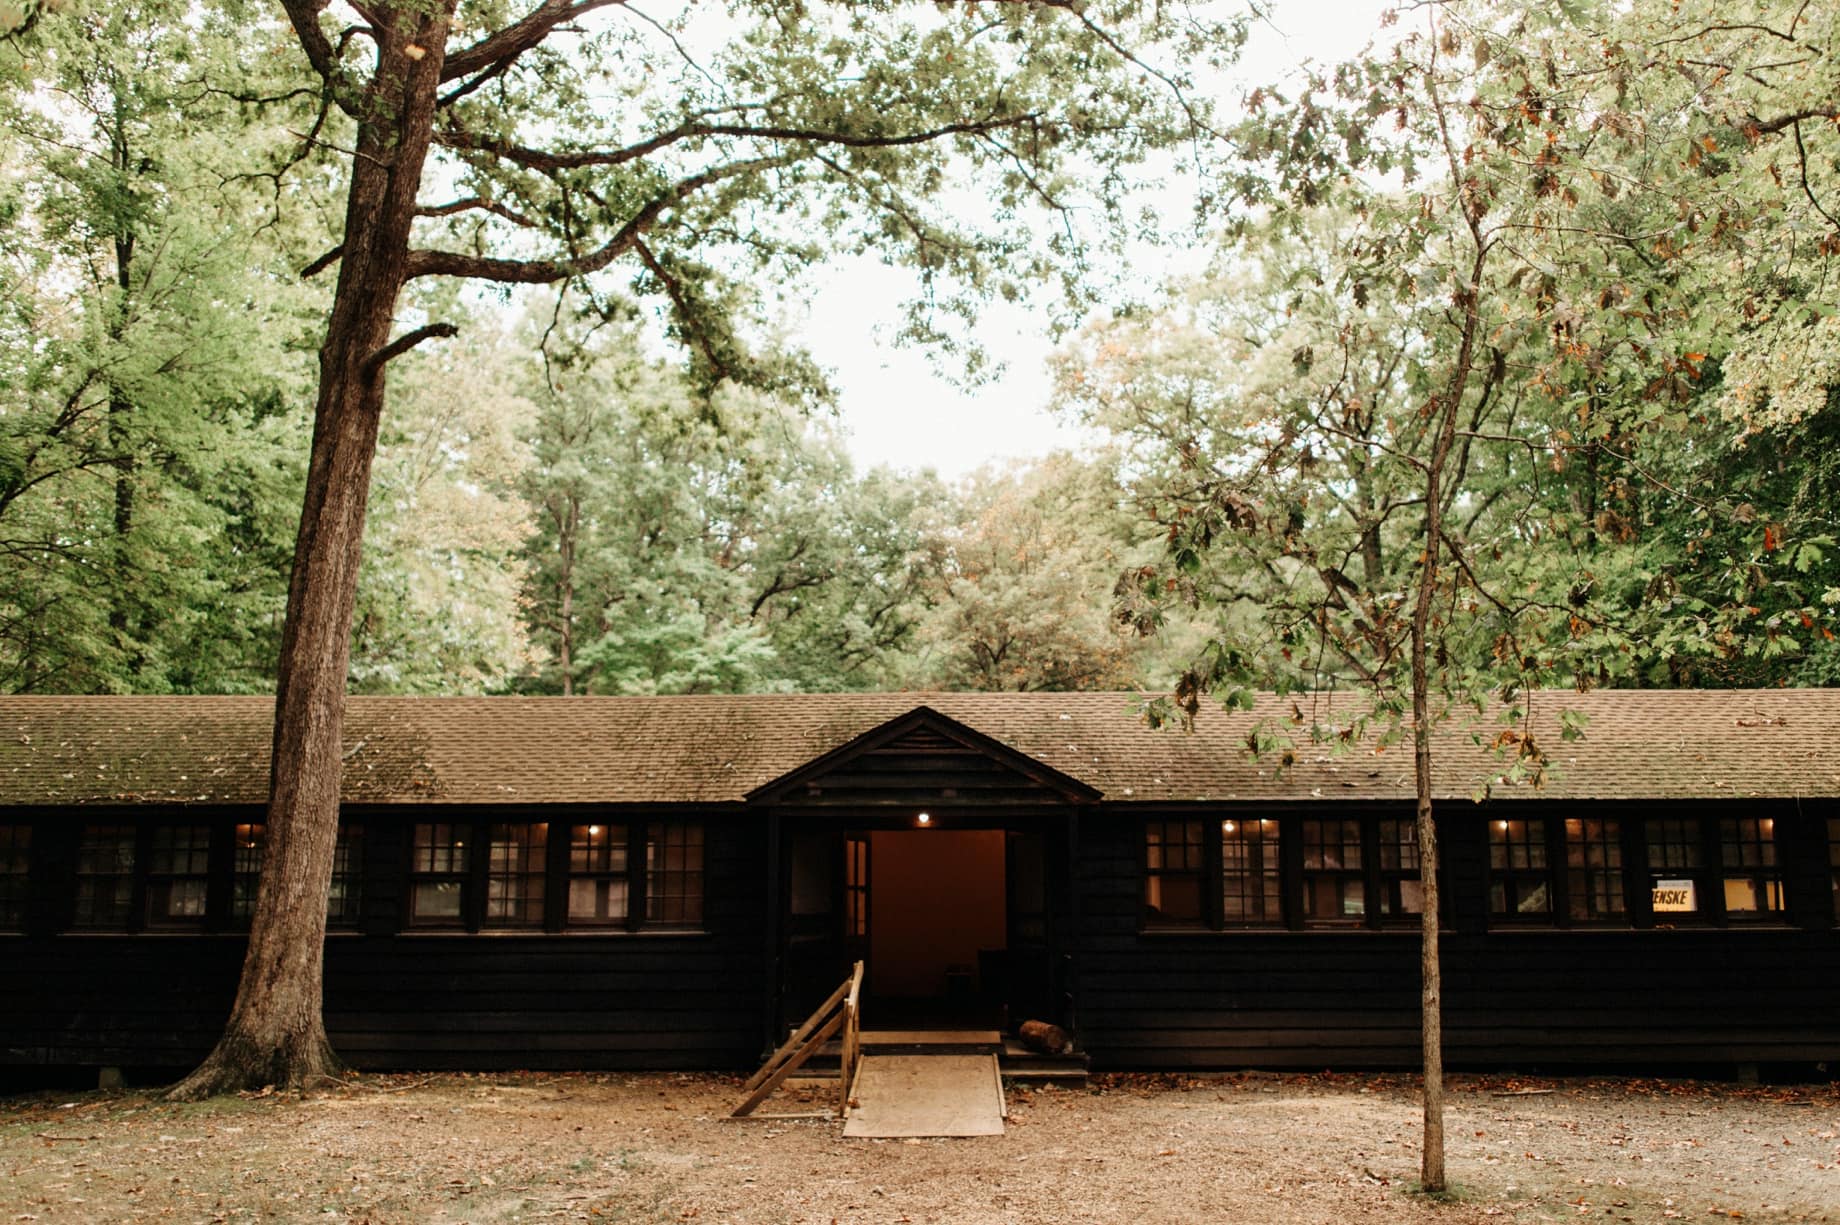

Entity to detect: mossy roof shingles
[2,689,1837,808]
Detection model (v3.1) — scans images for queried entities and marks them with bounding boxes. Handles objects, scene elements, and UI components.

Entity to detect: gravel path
[1,1071,1835,1223]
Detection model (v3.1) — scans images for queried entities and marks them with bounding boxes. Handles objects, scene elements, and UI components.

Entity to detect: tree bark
[168,2,455,1100]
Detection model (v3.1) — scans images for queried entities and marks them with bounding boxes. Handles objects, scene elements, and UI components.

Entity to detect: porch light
[916,812,931,826]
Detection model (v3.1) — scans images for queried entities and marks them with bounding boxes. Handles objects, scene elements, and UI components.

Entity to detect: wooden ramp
[840,1053,1006,1138]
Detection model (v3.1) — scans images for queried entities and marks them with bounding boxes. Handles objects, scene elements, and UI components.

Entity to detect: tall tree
[0,2,322,694]
[164,0,1243,1094]
[1071,0,1836,1190]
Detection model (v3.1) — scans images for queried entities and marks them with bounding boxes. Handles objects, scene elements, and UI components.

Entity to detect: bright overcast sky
[802,0,1402,478]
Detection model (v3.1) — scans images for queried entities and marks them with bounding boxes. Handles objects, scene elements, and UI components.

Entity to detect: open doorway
[865,829,1006,1026]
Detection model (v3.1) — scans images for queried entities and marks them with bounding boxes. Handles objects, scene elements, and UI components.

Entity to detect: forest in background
[2,0,1836,700]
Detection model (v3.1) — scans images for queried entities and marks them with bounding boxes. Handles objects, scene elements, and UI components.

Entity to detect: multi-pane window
[328,826,364,927]
[1377,818,1424,922]
[408,823,469,926]
[73,826,136,928]
[646,822,704,929]
[844,836,868,939]
[146,825,212,928]
[1143,820,1206,927]
[567,823,629,926]
[1565,818,1625,923]
[1488,818,1552,922]
[1830,818,1840,919]
[1301,819,1366,924]
[1718,818,1783,919]
[1645,818,1705,923]
[0,825,29,931]
[1220,818,1282,925]
[231,823,265,920]
[485,823,548,928]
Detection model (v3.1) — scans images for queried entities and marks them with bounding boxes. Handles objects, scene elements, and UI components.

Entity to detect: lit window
[485,823,548,928]
[1377,818,1424,922]
[1488,818,1552,922]
[231,823,264,920]
[409,823,469,926]
[328,826,364,928]
[73,825,136,928]
[1221,818,1282,925]
[646,822,704,929]
[567,823,629,926]
[0,824,29,931]
[1143,820,1205,927]
[1565,818,1625,923]
[1718,818,1782,919]
[1645,818,1705,923]
[844,836,867,939]
[146,825,211,928]
[1301,819,1365,924]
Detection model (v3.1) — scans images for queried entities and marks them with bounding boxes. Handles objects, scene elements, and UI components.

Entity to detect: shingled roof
[2,689,1836,808]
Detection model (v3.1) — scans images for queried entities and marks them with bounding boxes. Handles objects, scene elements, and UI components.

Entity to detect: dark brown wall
[1073,801,1840,1071]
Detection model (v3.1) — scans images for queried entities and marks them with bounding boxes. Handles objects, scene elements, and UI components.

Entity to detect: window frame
[1716,816,1785,923]
[72,824,140,930]
[406,818,707,935]
[0,823,31,932]
[1141,818,1209,930]
[1220,817,1285,927]
[1486,816,1556,926]
[1299,817,1368,927]
[1562,815,1629,927]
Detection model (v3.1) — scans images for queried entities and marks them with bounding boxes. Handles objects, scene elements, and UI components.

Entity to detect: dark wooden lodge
[2,690,1838,1084]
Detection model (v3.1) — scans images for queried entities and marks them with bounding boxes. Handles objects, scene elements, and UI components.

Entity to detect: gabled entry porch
[746,706,1098,1050]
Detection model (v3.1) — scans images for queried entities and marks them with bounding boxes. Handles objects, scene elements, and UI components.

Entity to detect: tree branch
[441,0,631,84]
[362,323,460,376]
[416,197,540,228]
[404,154,789,283]
[437,113,1040,173]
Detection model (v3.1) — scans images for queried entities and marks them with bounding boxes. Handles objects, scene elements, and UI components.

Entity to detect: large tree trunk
[168,6,453,1100]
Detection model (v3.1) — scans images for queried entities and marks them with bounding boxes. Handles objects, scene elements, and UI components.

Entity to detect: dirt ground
[1,1070,1835,1225]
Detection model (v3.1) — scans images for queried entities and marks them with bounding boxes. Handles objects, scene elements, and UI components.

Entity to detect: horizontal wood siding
[0,809,765,1074]
[1075,806,1840,1071]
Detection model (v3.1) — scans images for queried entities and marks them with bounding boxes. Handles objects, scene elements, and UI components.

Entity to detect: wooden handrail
[838,960,864,1118]
[732,959,866,1120]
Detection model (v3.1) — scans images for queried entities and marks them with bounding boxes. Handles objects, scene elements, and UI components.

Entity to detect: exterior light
[916,812,931,826]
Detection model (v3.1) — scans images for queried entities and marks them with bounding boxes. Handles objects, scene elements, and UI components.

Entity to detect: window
[485,823,547,928]
[568,823,629,926]
[1220,818,1282,925]
[328,825,364,928]
[73,825,136,928]
[1830,818,1840,919]
[1564,818,1625,923]
[1488,818,1552,922]
[0,825,29,931]
[408,823,469,926]
[646,822,704,929]
[1301,819,1365,924]
[1718,818,1783,919]
[844,835,867,939]
[231,823,264,920]
[1645,818,1705,923]
[1143,820,1206,927]
[1377,818,1424,923]
[146,825,212,927]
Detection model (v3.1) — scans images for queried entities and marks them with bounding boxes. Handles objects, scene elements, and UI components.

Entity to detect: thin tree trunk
[168,3,454,1100]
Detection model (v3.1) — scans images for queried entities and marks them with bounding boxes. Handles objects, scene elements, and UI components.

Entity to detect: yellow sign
[1652,879,1697,912]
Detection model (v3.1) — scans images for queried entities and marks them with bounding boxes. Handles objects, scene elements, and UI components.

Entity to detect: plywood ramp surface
[841,1054,1005,1138]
